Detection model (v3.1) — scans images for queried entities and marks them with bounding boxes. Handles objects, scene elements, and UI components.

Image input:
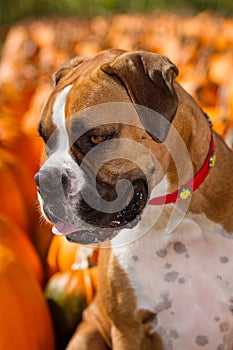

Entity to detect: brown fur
[39,50,233,349]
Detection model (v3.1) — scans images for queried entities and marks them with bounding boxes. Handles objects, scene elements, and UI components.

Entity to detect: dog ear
[101,51,179,142]
[52,56,87,87]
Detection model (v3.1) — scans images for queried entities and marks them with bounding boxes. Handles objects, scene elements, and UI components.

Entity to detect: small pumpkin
[0,244,55,350]
[45,267,97,350]
[47,235,99,276]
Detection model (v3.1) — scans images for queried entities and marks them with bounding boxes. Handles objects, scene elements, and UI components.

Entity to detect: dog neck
[189,131,233,233]
[171,84,233,233]
[149,114,214,206]
[150,83,233,234]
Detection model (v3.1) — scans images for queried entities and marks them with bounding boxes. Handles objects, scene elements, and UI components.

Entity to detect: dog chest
[112,214,233,349]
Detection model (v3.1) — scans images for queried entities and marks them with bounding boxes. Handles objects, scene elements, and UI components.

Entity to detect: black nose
[34,168,69,196]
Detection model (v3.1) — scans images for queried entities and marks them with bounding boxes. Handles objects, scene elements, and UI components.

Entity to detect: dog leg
[66,321,109,350]
[66,296,111,350]
[111,326,164,350]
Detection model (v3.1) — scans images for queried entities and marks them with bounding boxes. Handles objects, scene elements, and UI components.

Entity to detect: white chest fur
[112,213,233,349]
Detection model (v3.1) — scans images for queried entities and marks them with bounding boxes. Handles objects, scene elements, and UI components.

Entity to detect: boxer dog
[35,49,233,349]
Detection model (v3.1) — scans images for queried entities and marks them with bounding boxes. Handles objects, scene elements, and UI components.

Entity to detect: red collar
[148,114,216,206]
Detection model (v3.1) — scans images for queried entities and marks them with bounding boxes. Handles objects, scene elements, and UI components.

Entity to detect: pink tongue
[52,222,79,236]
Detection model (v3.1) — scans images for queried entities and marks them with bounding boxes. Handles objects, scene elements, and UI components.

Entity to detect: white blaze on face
[42,84,85,194]
[52,84,72,150]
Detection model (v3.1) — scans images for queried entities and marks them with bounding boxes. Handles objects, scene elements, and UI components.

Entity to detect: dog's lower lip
[52,221,116,243]
[66,228,116,244]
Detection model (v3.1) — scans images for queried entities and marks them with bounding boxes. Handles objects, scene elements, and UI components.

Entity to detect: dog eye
[90,135,106,145]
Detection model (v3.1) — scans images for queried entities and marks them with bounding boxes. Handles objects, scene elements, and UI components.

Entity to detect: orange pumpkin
[47,234,99,276]
[0,81,34,122]
[0,244,55,350]
[45,267,97,349]
[208,52,233,86]
[1,147,55,268]
[0,147,39,227]
[0,115,40,177]
[0,25,36,123]
[32,220,54,273]
[0,148,53,263]
[0,117,54,267]
[0,214,44,286]
[204,106,230,137]
[0,149,28,231]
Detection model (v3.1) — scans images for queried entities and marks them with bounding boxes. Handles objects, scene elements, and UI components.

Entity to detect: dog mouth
[52,223,117,244]
[107,179,148,229]
[52,179,148,244]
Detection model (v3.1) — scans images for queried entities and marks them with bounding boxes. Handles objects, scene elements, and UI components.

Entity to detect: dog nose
[35,168,67,195]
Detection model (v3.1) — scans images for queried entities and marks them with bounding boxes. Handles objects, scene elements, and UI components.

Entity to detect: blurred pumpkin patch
[0,11,233,349]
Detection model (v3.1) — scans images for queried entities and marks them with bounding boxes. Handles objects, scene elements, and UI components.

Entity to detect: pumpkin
[0,81,34,122]
[227,77,233,123]
[0,214,44,286]
[20,83,52,166]
[0,244,55,350]
[0,148,38,227]
[32,220,54,273]
[0,25,36,122]
[204,106,230,137]
[0,149,28,231]
[0,115,40,177]
[47,234,99,276]
[0,147,53,264]
[208,52,233,86]
[45,266,97,350]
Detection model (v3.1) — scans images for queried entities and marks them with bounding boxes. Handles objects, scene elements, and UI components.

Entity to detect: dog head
[35,49,179,244]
